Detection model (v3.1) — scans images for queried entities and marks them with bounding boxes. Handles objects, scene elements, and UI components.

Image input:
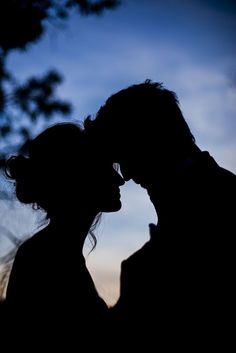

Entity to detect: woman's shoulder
[15,226,50,261]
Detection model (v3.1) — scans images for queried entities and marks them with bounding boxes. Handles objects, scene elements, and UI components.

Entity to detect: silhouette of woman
[4,122,124,346]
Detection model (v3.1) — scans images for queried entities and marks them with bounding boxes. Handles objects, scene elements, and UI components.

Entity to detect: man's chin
[137,180,148,189]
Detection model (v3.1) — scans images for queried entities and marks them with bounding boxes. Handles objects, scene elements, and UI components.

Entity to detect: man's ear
[174,157,195,177]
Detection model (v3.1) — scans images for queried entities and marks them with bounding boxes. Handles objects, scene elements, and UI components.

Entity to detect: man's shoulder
[122,242,150,266]
[218,165,236,185]
[203,151,236,181]
[121,225,157,271]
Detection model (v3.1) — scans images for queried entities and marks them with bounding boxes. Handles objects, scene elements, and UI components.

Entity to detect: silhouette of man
[85,80,236,348]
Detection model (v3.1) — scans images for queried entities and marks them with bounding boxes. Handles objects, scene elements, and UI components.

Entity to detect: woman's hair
[6,123,84,206]
[5,122,101,249]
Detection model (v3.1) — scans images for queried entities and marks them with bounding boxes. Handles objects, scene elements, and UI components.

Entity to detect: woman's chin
[102,200,122,213]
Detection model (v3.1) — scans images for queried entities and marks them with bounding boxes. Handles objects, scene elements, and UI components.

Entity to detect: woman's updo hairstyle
[5,123,87,211]
[6,155,36,204]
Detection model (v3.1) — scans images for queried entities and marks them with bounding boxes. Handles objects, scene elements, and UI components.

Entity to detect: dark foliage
[0,0,120,160]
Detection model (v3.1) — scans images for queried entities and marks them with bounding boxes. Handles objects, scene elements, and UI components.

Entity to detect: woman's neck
[48,210,98,251]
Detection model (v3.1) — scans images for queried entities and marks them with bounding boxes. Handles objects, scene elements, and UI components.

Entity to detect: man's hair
[85,80,195,159]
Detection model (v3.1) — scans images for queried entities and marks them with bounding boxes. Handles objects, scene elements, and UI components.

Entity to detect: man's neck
[146,147,204,220]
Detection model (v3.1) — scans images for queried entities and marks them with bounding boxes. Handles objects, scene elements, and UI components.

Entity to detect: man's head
[85,80,196,187]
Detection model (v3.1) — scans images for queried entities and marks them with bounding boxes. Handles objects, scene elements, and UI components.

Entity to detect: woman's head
[6,123,124,219]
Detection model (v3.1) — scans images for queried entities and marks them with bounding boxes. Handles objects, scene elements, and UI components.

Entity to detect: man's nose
[120,164,131,182]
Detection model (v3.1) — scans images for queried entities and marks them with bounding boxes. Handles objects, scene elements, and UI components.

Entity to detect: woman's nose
[114,169,125,186]
[119,173,125,186]
[117,171,125,186]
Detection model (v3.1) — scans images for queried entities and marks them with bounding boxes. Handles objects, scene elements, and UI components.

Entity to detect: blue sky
[1,0,236,304]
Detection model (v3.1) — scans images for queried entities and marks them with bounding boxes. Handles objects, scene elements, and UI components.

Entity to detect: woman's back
[6,225,109,345]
